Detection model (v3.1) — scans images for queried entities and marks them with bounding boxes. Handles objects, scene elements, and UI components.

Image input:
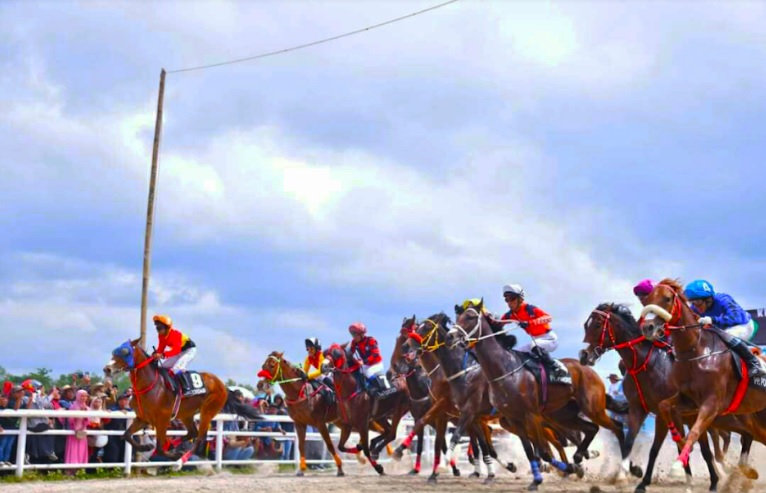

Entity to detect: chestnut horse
[258,351,349,476]
[640,279,766,473]
[448,304,629,490]
[104,339,261,463]
[324,343,410,475]
[581,303,757,492]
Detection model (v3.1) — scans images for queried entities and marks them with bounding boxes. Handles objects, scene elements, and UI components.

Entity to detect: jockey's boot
[531,346,566,378]
[321,376,336,404]
[175,371,188,395]
[718,330,765,378]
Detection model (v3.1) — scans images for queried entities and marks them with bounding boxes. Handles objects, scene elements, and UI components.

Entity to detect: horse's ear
[130,338,140,346]
[277,351,284,358]
[477,298,484,312]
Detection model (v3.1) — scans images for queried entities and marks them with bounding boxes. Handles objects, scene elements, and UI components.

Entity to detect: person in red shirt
[348,322,392,398]
[151,315,197,394]
[499,284,566,379]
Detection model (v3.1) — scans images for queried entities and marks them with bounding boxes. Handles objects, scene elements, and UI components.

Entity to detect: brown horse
[324,343,410,475]
[104,339,261,463]
[448,304,628,490]
[580,302,757,492]
[640,279,766,473]
[257,351,348,476]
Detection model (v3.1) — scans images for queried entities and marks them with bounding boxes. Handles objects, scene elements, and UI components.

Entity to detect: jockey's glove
[698,316,713,326]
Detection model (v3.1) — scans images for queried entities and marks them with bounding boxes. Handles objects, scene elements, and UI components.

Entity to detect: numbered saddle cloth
[182,371,207,397]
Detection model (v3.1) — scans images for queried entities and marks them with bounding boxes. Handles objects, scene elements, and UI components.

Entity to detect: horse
[104,339,261,464]
[407,313,551,485]
[447,303,630,490]
[389,318,465,478]
[323,343,410,475]
[640,279,766,474]
[580,302,758,492]
[257,351,350,476]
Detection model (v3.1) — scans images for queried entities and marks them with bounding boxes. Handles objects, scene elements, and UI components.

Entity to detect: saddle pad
[515,351,572,385]
[183,371,207,397]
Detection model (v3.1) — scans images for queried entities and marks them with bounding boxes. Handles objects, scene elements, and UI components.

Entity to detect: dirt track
[3,431,762,492]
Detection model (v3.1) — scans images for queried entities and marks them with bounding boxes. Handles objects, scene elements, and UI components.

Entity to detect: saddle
[729,349,766,390]
[309,379,336,404]
[516,351,572,386]
[368,375,398,399]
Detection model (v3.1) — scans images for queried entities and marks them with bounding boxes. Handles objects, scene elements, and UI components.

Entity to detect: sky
[1,0,765,383]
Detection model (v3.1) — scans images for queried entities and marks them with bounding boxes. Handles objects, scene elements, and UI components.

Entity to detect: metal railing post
[123,437,133,476]
[215,417,224,472]
[14,416,27,478]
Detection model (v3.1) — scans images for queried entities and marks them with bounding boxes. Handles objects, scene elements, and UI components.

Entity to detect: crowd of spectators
[0,374,133,473]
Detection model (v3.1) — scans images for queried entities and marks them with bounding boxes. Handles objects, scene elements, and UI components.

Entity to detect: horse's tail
[224,390,263,421]
[605,394,629,415]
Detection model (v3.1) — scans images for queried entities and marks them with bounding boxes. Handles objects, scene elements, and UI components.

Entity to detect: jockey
[633,279,655,307]
[684,280,764,378]
[500,284,567,379]
[151,315,197,393]
[348,322,391,398]
[303,338,335,400]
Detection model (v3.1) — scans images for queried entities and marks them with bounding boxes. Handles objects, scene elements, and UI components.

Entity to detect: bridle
[448,308,518,347]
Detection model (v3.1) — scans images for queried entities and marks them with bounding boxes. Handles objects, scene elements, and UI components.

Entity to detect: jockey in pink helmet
[633,279,655,307]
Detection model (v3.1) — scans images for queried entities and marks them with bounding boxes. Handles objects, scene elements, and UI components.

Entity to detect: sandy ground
[4,430,763,492]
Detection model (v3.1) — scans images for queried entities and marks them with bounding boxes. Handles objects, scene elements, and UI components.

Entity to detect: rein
[126,349,160,418]
[411,319,479,382]
[589,308,671,412]
[329,353,363,423]
[450,308,518,347]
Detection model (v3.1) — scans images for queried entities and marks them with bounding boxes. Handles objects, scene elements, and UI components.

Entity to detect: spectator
[64,390,90,475]
[24,381,57,464]
[104,391,132,464]
[253,405,285,458]
[606,373,628,430]
[87,396,108,462]
[223,432,254,463]
[101,378,118,408]
[73,372,92,394]
[59,386,75,410]
[0,393,17,466]
[254,381,273,407]
[272,395,293,461]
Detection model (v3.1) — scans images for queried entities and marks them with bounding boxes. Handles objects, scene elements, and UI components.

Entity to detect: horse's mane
[658,278,689,302]
[427,312,453,329]
[596,302,641,336]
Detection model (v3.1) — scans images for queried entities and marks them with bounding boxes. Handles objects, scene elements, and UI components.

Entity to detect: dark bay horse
[641,279,766,474]
[324,343,410,475]
[390,329,460,476]
[104,339,261,464]
[407,313,540,485]
[448,304,628,490]
[580,303,757,492]
[257,351,350,476]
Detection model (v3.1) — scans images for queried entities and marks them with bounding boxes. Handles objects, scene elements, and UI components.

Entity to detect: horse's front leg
[673,399,719,474]
[122,417,152,451]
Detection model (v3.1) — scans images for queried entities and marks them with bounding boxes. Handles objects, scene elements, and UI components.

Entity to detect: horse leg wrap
[345,446,359,454]
[300,456,307,471]
[401,431,415,449]
[550,458,569,472]
[484,455,495,476]
[414,455,421,472]
[531,460,543,483]
[679,444,692,468]
[473,459,482,476]
[432,455,441,474]
[668,423,682,443]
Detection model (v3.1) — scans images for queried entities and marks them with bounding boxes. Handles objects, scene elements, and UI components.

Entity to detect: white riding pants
[725,320,756,342]
[517,330,559,353]
[160,347,197,373]
[362,361,385,379]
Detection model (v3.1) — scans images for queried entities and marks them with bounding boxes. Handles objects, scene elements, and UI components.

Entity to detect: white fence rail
[0,409,451,478]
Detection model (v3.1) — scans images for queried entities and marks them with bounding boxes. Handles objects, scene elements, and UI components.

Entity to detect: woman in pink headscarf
[633,279,655,306]
[64,390,90,472]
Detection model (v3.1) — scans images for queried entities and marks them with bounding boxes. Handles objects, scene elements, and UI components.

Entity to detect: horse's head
[407,312,452,354]
[257,351,287,383]
[580,303,640,365]
[446,300,486,348]
[104,338,142,376]
[640,279,687,340]
[390,315,418,374]
[324,343,355,371]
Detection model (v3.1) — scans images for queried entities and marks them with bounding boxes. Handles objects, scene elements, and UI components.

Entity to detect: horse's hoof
[574,464,584,479]
[392,447,404,461]
[540,463,551,474]
[483,474,496,485]
[573,453,584,464]
[634,485,648,493]
[374,464,385,475]
[296,471,305,477]
[427,474,438,483]
[408,469,420,475]
[588,450,600,459]
[452,468,460,477]
[631,464,644,478]
[336,469,345,477]
[670,460,686,479]
[470,471,481,478]
[506,463,517,473]
[527,481,540,491]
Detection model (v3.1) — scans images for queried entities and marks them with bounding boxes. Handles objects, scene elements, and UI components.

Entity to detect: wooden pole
[140,68,167,349]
